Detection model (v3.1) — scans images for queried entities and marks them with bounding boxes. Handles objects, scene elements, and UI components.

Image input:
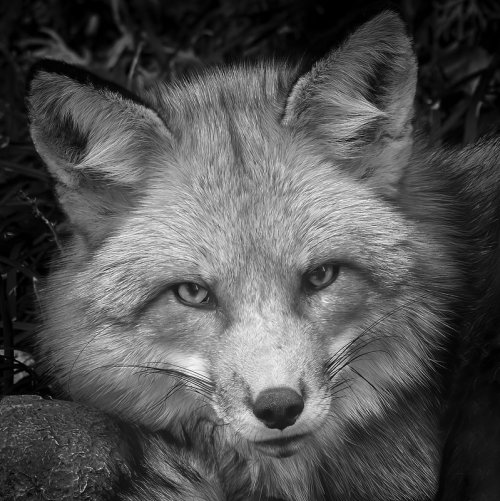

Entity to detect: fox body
[27,11,499,501]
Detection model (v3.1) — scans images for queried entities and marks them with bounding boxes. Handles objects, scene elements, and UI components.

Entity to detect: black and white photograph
[1,1,500,500]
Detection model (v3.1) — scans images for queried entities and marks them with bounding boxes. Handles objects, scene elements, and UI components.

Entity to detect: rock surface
[0,395,131,501]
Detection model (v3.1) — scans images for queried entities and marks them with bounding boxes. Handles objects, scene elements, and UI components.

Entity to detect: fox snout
[251,386,305,430]
[212,313,331,450]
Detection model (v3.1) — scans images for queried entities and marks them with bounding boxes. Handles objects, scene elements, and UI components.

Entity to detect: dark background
[1,0,500,394]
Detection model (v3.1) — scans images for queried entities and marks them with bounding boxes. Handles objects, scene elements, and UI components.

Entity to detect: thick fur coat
[27,11,500,501]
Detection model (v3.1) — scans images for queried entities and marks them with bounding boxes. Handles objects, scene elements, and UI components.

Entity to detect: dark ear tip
[26,59,86,97]
[28,59,82,80]
[26,59,147,108]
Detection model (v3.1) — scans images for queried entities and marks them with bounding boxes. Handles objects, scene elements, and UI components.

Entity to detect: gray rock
[0,395,132,501]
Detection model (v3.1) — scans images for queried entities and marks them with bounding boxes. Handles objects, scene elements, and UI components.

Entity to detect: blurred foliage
[1,0,500,395]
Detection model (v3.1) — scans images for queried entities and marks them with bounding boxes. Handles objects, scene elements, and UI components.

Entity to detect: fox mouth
[253,434,308,458]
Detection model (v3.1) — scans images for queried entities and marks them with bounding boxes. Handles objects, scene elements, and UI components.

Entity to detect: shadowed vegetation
[1,0,500,395]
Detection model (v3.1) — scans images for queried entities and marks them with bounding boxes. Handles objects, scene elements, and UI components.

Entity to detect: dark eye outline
[303,263,340,291]
[174,282,214,308]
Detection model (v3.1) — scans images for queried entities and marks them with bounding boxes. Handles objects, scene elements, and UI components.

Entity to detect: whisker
[349,366,380,394]
[325,290,439,382]
[96,361,216,402]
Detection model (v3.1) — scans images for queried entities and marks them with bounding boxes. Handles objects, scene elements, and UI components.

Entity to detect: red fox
[26,10,499,501]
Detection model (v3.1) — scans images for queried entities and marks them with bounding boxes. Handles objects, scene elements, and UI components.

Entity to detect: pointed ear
[27,60,171,243]
[283,11,417,191]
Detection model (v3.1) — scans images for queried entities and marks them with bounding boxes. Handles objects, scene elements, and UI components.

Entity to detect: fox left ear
[27,59,170,187]
[283,11,417,190]
[27,60,171,244]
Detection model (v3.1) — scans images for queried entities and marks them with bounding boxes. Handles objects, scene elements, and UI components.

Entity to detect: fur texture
[27,11,498,501]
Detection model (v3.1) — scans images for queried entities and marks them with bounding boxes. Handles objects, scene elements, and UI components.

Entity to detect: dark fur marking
[364,56,392,111]
[218,89,245,168]
[51,112,88,164]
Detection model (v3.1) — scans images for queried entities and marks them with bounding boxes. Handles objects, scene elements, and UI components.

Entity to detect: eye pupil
[315,266,327,280]
[305,264,339,289]
[176,282,210,306]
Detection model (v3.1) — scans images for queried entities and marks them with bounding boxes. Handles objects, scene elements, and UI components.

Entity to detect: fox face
[28,11,467,501]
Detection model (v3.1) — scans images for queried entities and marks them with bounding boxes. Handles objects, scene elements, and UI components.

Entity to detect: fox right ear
[27,60,171,242]
[283,11,417,192]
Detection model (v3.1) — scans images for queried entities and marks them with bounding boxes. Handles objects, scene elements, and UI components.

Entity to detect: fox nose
[252,387,304,430]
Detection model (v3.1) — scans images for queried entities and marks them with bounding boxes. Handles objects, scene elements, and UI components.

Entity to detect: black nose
[252,387,304,430]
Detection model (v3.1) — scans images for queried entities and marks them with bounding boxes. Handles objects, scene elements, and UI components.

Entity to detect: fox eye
[304,264,339,290]
[174,283,212,307]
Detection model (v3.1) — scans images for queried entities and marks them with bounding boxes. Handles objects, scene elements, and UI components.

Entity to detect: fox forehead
[141,68,406,244]
[128,149,413,286]
[151,63,295,140]
[99,65,415,288]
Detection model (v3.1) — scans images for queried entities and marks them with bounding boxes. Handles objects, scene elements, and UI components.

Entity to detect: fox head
[28,11,464,499]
